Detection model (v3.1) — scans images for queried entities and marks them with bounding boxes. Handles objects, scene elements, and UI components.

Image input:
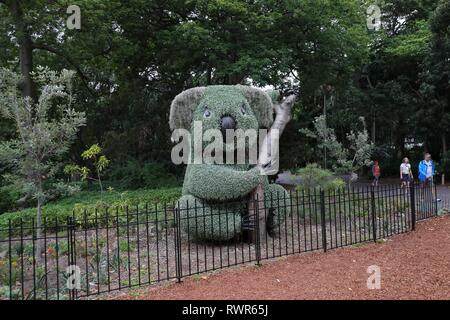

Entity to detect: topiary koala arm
[185,164,261,201]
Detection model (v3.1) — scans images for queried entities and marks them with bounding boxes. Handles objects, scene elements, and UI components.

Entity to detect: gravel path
[111,214,450,300]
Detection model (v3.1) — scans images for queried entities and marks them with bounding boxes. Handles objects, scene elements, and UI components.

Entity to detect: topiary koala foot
[176,195,244,241]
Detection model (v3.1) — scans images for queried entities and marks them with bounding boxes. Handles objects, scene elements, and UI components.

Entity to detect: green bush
[0,185,21,213]
[0,187,182,237]
[438,150,450,176]
[294,163,345,193]
[106,160,181,190]
[0,181,82,215]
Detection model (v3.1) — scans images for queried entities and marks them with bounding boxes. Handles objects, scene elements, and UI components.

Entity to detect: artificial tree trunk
[249,94,297,243]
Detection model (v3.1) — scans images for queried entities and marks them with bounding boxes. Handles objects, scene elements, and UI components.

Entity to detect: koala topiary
[170,85,290,241]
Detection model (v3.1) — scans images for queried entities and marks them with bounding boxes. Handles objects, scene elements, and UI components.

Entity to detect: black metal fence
[0,182,444,300]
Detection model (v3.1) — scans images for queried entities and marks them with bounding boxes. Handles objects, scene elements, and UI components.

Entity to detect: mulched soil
[110,214,450,300]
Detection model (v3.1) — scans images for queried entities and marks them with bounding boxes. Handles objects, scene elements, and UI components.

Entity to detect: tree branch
[32,42,97,97]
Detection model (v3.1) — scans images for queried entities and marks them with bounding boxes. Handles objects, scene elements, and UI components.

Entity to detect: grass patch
[191,274,203,282]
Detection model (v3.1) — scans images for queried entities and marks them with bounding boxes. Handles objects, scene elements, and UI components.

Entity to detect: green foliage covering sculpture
[170,85,290,241]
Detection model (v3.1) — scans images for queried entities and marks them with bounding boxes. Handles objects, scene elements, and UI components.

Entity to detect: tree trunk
[323,93,327,169]
[249,94,297,242]
[248,184,265,244]
[34,175,45,263]
[442,134,447,155]
[18,34,35,99]
[371,107,376,144]
[36,196,43,263]
[96,167,104,197]
[11,0,37,101]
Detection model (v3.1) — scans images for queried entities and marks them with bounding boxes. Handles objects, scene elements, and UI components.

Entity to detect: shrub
[106,160,181,189]
[438,150,450,176]
[326,178,346,192]
[294,163,345,193]
[47,181,82,201]
[0,185,21,213]
[0,187,182,238]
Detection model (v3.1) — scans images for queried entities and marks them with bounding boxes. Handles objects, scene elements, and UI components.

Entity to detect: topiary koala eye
[203,108,212,118]
[240,104,247,115]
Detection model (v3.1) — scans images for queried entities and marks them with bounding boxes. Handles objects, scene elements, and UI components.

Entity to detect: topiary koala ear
[236,85,274,128]
[169,87,206,131]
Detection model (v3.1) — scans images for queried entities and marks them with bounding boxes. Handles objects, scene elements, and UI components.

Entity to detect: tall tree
[420,0,450,156]
[0,67,86,255]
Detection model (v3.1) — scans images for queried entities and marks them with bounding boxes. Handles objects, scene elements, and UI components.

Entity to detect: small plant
[0,285,21,300]
[13,243,34,256]
[109,251,123,271]
[191,274,203,282]
[28,265,47,298]
[128,288,143,297]
[0,259,20,288]
[64,144,110,196]
[119,240,134,253]
[54,241,69,256]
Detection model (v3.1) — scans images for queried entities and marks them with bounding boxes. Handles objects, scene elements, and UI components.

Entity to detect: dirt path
[111,215,450,300]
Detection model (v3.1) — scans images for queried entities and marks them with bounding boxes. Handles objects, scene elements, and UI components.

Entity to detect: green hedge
[0,187,182,235]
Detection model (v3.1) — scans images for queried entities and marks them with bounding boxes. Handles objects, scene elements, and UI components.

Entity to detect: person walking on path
[372,160,381,187]
[419,153,435,186]
[418,153,441,202]
[400,157,413,188]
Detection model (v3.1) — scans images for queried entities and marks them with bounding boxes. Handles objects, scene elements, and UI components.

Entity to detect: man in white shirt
[400,157,413,188]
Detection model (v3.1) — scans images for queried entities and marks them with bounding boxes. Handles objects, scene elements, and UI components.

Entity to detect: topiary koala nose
[220,115,236,132]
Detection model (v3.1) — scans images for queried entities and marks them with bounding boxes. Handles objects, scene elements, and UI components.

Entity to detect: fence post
[8,219,12,300]
[255,194,262,266]
[320,189,327,252]
[174,201,182,283]
[410,183,416,230]
[371,188,377,242]
[434,180,438,216]
[66,216,76,300]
